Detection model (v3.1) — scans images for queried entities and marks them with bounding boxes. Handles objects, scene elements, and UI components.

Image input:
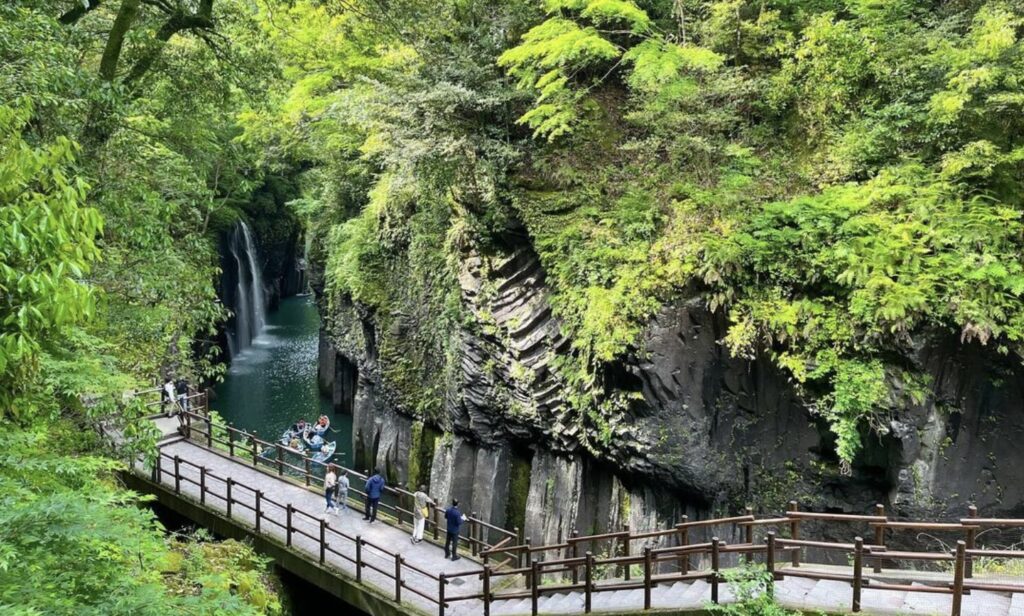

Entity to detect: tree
[0,102,101,419]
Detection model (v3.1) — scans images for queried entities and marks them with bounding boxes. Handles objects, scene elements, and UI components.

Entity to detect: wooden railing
[133,388,1024,616]
[174,407,518,556]
[151,448,768,616]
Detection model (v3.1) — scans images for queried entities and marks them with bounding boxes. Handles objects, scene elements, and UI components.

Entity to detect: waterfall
[226,221,266,356]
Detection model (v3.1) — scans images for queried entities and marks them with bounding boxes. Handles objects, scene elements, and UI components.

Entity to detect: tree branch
[99,0,141,82]
[122,1,216,90]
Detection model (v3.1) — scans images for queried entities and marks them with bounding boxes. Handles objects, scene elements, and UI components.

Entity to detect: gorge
[7,0,1024,615]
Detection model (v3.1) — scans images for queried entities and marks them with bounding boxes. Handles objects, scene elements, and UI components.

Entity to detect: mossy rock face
[505,450,532,537]
[407,421,439,491]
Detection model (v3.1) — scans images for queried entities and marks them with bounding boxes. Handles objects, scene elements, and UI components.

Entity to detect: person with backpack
[324,464,338,514]
[175,378,189,414]
[411,485,435,544]
[363,468,385,523]
[444,499,468,560]
[334,469,350,514]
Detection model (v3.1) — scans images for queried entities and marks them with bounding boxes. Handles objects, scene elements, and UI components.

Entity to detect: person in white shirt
[411,485,435,544]
[162,378,175,417]
[324,464,338,513]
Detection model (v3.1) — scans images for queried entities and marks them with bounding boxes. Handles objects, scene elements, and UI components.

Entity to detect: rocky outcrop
[318,237,1024,549]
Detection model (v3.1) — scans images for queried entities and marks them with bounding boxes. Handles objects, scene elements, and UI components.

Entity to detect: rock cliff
[316,239,1024,547]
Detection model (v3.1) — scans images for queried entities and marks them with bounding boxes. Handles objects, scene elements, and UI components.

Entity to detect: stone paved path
[143,420,1024,616]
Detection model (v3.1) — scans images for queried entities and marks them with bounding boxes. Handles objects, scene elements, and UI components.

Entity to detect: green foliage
[703,164,1024,463]
[249,0,1024,469]
[0,103,101,418]
[0,425,279,615]
[706,564,805,616]
[2,2,287,611]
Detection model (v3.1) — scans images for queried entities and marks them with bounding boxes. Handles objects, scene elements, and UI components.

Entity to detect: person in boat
[289,436,302,450]
[290,419,307,434]
[313,415,330,435]
[305,433,324,452]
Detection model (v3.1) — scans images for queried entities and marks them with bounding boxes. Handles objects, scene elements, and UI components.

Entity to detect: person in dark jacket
[175,378,189,413]
[363,468,385,523]
[444,499,467,560]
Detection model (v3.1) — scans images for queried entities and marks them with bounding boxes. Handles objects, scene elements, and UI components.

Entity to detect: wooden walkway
[134,402,1024,616]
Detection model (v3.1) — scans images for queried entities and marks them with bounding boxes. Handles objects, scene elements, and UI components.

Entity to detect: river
[209,295,363,615]
[212,295,353,467]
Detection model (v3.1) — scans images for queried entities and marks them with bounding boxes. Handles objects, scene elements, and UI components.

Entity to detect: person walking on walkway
[411,485,435,544]
[363,468,385,523]
[325,464,338,513]
[162,377,175,417]
[175,378,189,414]
[444,499,467,560]
[334,469,350,514]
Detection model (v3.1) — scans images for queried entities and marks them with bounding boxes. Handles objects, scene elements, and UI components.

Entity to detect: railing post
[226,478,233,519]
[395,553,402,603]
[438,573,446,616]
[155,454,163,484]
[304,457,311,487]
[251,435,258,466]
[255,491,262,533]
[433,506,440,541]
[173,456,181,494]
[276,443,284,475]
[677,515,689,574]
[874,503,886,573]
[744,506,754,564]
[355,536,363,583]
[952,540,965,616]
[853,536,863,612]
[965,505,977,579]
[320,520,327,564]
[471,512,479,556]
[585,551,593,613]
[185,411,192,440]
[523,537,532,588]
[766,531,776,596]
[199,466,207,505]
[788,501,800,568]
[711,537,721,604]
[205,415,212,447]
[571,530,580,584]
[228,424,235,457]
[622,524,631,580]
[483,564,492,616]
[643,546,652,610]
[531,559,539,615]
[286,504,293,546]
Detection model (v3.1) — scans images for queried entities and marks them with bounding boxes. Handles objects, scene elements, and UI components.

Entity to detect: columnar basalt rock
[318,238,1024,544]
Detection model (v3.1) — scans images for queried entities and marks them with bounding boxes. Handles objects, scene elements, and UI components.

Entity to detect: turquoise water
[212,296,353,468]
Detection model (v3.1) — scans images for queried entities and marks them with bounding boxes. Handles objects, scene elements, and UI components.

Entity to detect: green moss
[505,452,532,536]
[618,486,631,526]
[407,422,439,491]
